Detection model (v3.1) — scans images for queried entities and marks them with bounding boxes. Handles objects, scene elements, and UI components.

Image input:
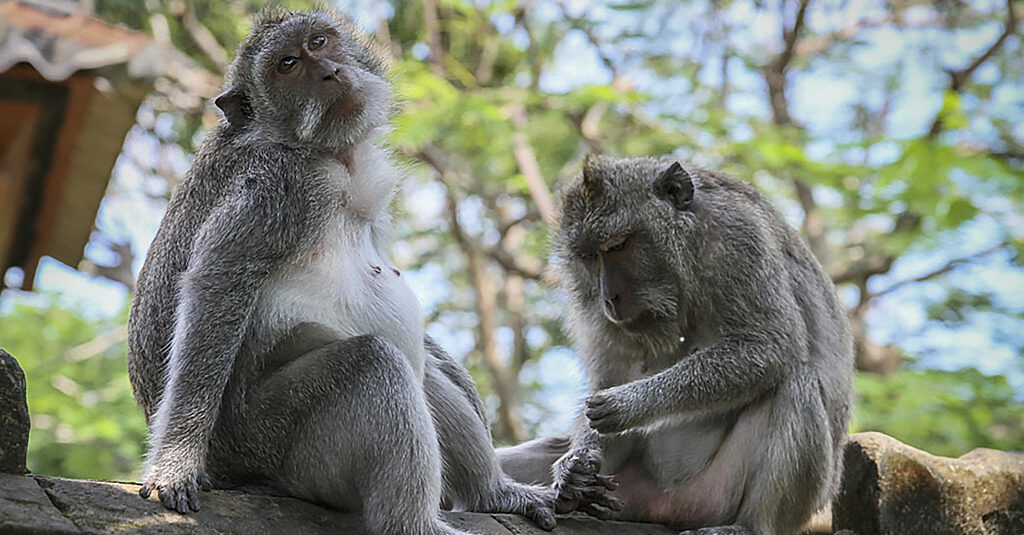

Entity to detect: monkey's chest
[257,221,426,371]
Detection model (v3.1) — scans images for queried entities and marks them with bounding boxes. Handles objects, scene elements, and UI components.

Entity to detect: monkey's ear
[655,161,694,211]
[214,87,250,127]
[581,154,604,201]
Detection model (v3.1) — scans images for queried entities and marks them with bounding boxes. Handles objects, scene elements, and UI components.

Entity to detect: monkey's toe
[149,482,201,514]
[527,504,557,531]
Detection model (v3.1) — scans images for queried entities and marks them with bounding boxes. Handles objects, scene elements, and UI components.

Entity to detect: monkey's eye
[308,34,327,50]
[278,56,299,74]
[581,252,598,263]
[604,236,628,252]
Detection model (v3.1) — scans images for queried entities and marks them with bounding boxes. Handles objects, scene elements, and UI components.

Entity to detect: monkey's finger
[591,493,624,512]
[576,484,611,497]
[587,414,613,432]
[569,455,602,475]
[584,394,609,410]
[594,474,619,490]
[567,472,617,490]
[567,463,599,478]
[589,414,629,435]
[553,494,579,514]
[585,403,614,422]
[579,501,617,520]
[139,482,153,499]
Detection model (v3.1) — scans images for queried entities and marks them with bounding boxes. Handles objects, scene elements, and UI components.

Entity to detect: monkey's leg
[674,375,832,535]
[495,436,569,486]
[424,344,557,530]
[226,331,471,535]
[731,375,834,535]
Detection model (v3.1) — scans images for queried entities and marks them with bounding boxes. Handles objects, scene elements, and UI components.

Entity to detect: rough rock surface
[0,349,30,474]
[0,473,676,535]
[833,431,1024,535]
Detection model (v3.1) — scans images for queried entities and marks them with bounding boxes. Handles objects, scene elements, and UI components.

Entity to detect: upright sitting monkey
[128,9,554,534]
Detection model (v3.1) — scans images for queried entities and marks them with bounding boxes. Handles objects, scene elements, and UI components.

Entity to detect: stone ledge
[0,472,676,535]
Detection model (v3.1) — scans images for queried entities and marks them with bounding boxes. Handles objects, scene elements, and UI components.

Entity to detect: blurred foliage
[0,295,146,480]
[854,368,1024,457]
[3,0,1021,480]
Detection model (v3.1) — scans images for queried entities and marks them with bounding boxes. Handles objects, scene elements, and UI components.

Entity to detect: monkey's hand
[552,448,622,519]
[585,384,647,434]
[139,456,211,514]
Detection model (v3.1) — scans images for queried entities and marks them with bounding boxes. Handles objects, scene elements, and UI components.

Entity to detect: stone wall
[0,472,675,535]
[3,349,1023,534]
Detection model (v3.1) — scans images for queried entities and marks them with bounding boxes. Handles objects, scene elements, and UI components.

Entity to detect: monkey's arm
[586,332,792,435]
[141,183,307,513]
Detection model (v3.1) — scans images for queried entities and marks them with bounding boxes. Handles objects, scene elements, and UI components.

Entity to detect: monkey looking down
[500,155,855,535]
[127,9,554,534]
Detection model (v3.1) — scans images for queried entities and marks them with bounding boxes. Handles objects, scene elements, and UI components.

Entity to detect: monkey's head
[554,155,705,352]
[215,9,391,150]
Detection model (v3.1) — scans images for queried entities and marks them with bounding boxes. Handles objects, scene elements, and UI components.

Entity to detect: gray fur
[501,155,854,535]
[128,9,554,534]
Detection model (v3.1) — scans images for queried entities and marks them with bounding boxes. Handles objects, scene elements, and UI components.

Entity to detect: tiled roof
[0,1,159,81]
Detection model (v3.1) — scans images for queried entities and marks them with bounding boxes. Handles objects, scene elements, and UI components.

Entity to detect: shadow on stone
[833,432,1024,535]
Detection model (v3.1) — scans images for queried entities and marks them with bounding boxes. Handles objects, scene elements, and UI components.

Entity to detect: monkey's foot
[679,525,753,535]
[552,448,623,519]
[481,482,558,531]
[139,464,211,514]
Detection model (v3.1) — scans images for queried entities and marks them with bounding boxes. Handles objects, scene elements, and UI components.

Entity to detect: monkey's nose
[603,297,620,321]
[323,68,340,82]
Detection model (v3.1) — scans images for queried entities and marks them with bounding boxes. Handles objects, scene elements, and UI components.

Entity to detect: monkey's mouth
[328,89,364,118]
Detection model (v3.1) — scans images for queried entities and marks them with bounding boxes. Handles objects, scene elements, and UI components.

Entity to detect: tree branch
[829,251,896,286]
[421,0,446,77]
[416,143,527,442]
[170,3,229,73]
[487,243,546,282]
[553,0,618,78]
[928,0,1017,137]
[510,104,557,226]
[779,0,811,73]
[950,0,1017,92]
[763,0,811,127]
[793,180,827,262]
[869,244,1006,299]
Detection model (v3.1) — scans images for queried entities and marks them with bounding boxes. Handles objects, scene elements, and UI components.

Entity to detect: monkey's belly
[615,461,737,528]
[256,222,426,374]
[613,417,744,527]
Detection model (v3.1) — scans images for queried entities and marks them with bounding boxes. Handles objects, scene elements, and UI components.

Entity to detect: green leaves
[854,368,1024,457]
[0,295,146,480]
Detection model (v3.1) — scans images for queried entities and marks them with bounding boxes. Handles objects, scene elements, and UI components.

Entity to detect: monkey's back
[696,169,854,388]
[695,167,856,497]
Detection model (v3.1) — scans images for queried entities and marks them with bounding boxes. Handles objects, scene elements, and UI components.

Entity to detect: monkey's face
[555,156,702,352]
[217,10,391,150]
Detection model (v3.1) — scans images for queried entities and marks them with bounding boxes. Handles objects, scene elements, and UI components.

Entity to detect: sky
[2,0,1021,437]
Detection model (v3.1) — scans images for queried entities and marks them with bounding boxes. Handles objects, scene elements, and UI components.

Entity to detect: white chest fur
[255,142,427,378]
